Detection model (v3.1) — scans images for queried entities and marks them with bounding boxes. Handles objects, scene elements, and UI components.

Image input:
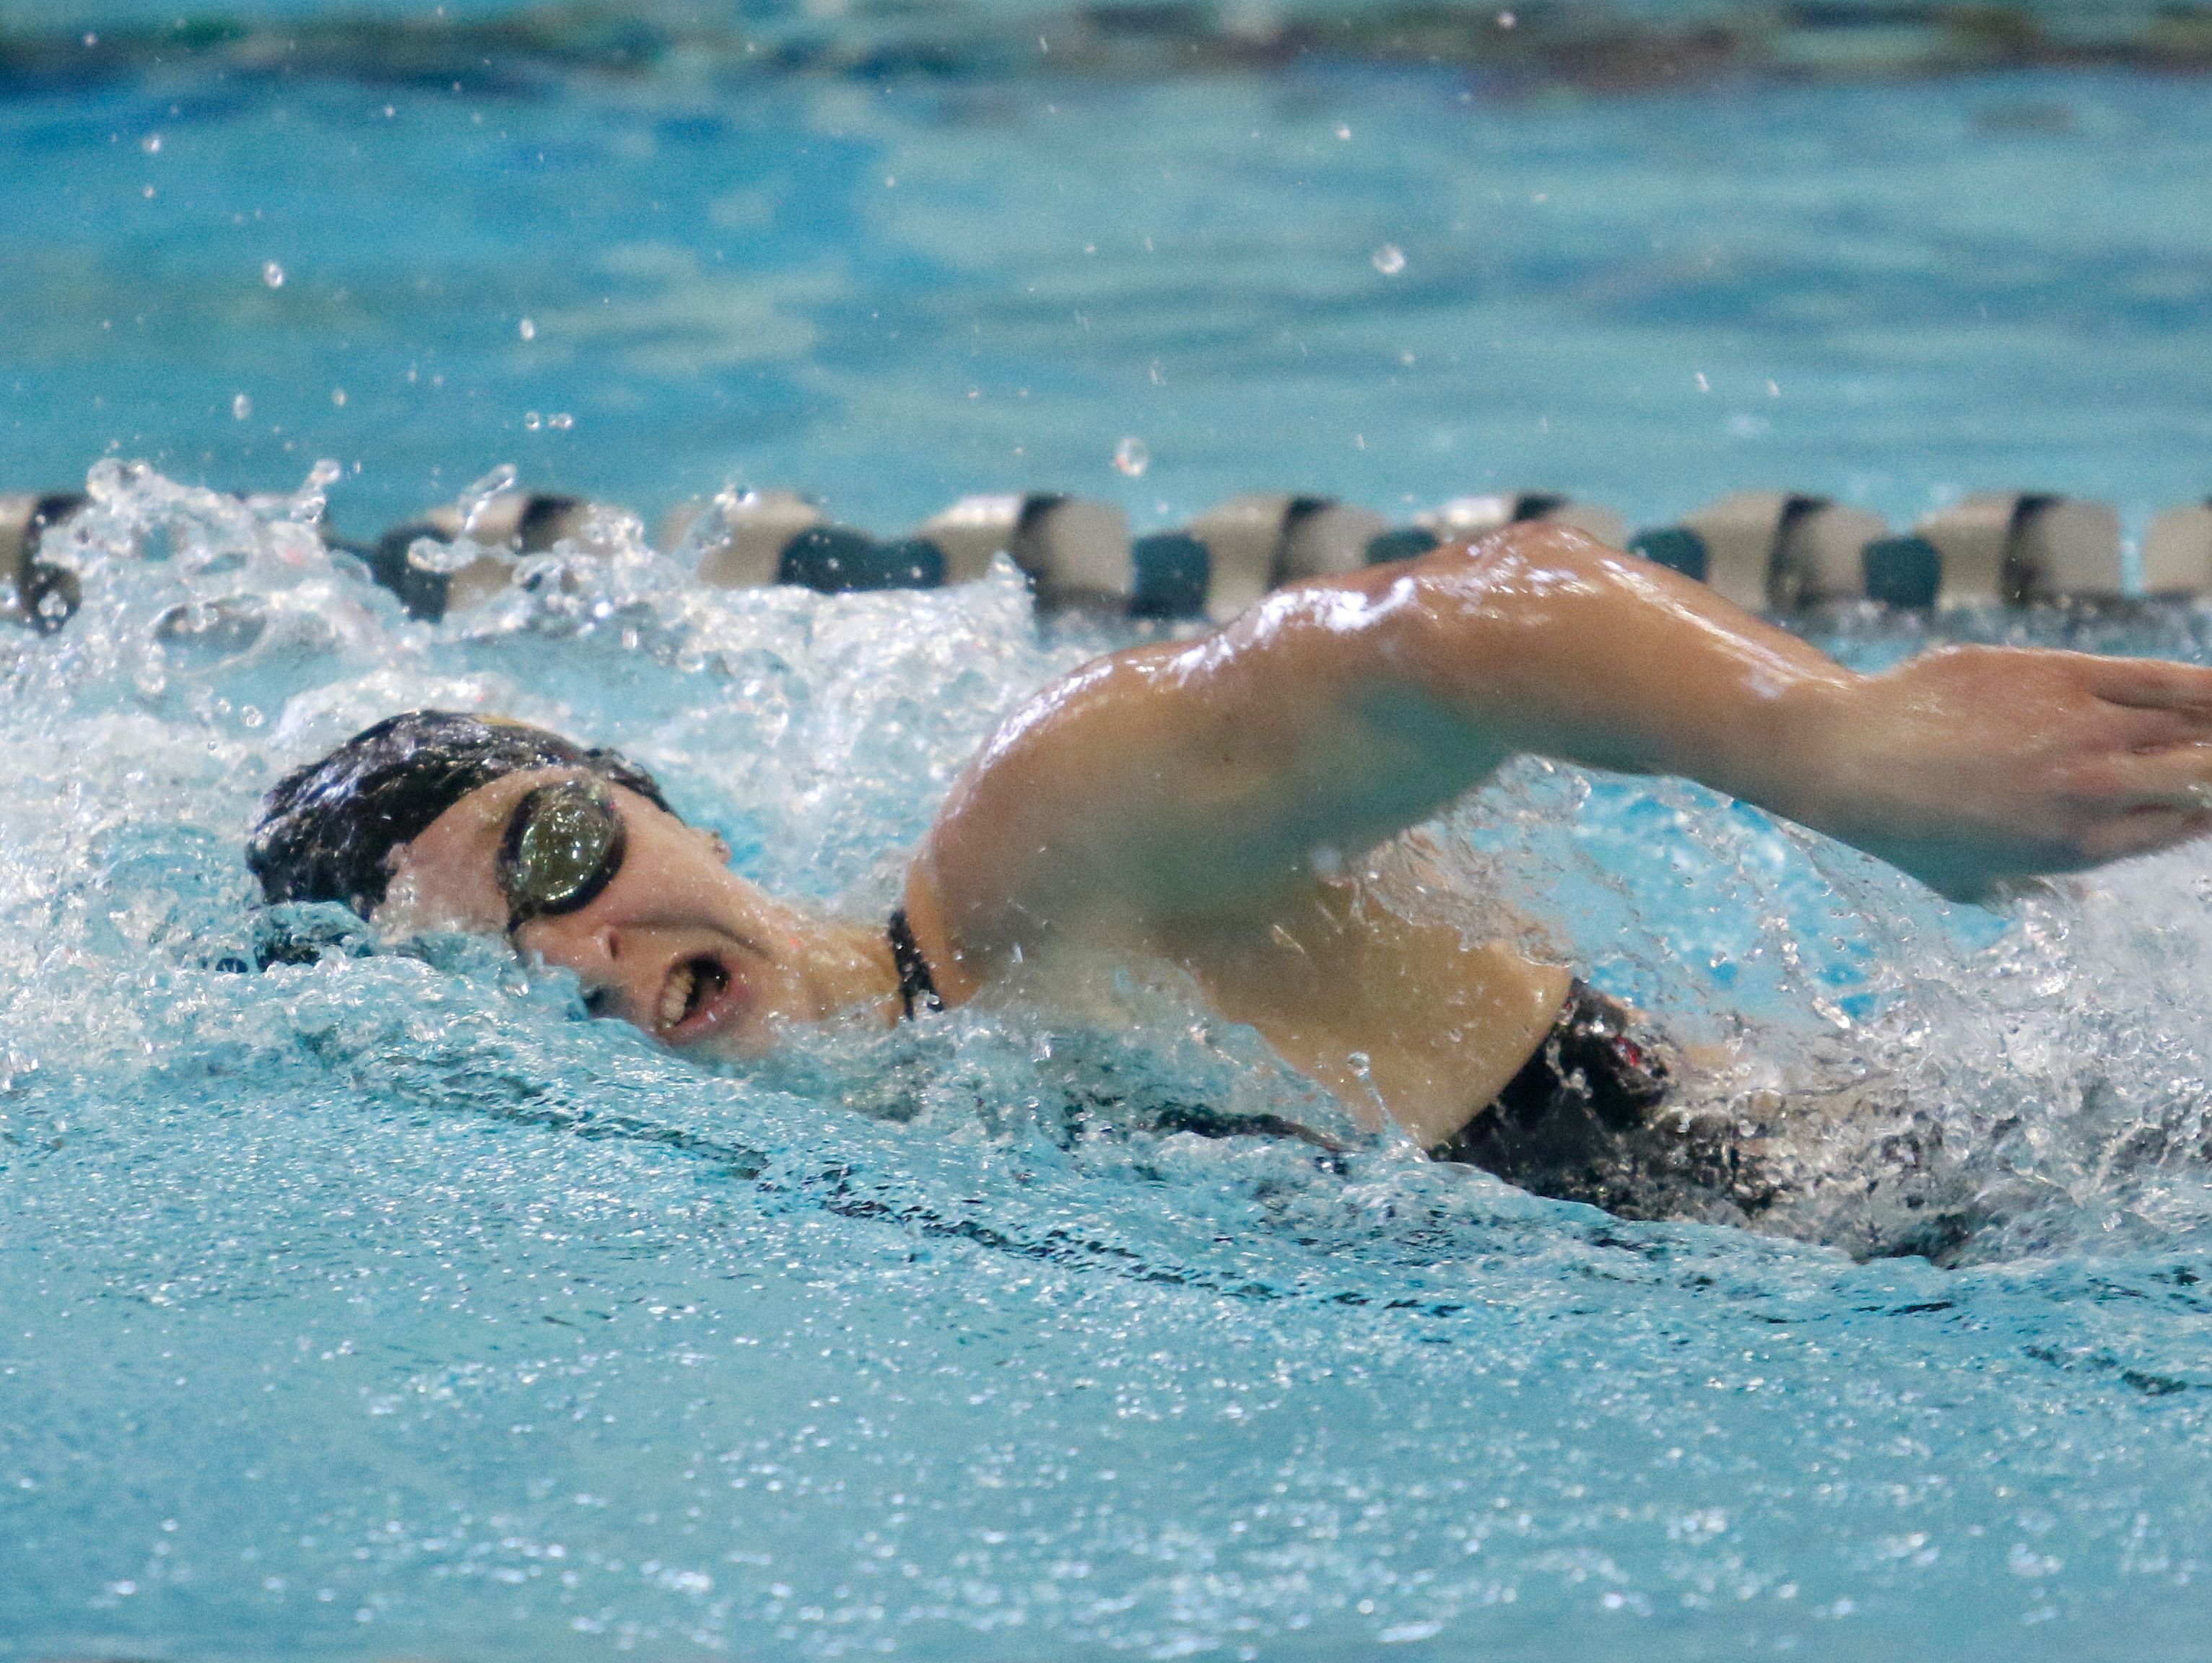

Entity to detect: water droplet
[331,387,347,407]
[458,463,518,535]
[141,133,162,154]
[518,318,536,341]
[261,261,284,289]
[1335,123,1352,140]
[1112,437,1149,477]
[1372,243,1406,276]
[406,534,476,575]
[524,411,543,432]
[548,412,574,431]
[231,393,253,420]
[153,596,267,658]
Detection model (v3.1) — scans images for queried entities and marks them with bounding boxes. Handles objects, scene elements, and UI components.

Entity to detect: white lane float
[0,490,90,632]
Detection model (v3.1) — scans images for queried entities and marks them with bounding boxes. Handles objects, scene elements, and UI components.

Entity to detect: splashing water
[455,462,519,538]
[9,464,2212,1659]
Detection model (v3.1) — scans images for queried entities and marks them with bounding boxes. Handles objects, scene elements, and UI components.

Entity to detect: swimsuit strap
[886,907,943,1021]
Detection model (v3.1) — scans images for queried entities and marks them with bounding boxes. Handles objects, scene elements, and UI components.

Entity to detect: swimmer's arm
[918,523,2212,961]
[1390,529,2212,896]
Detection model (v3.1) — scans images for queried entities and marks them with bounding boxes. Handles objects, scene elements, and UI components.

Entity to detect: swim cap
[245,710,673,915]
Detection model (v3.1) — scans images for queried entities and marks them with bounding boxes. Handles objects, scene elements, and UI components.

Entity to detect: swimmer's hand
[1801,645,2212,903]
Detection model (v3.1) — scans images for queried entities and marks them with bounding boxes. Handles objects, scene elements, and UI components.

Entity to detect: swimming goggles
[495,777,627,930]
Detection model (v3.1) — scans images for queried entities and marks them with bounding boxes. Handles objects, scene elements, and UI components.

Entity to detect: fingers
[2089,655,2212,715]
[2096,741,2212,810]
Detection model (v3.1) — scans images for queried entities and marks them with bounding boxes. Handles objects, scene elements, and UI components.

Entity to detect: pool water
[9,8,2212,1661]
[9,9,2212,544]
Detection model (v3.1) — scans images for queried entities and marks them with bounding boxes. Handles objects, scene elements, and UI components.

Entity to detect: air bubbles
[261,261,285,289]
[1112,437,1150,478]
[518,318,537,341]
[231,393,253,420]
[525,411,542,432]
[140,133,162,154]
[1372,244,1406,276]
[1335,123,1352,141]
[548,412,573,431]
[331,388,348,408]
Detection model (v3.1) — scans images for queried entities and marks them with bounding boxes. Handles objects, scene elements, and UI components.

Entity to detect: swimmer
[247,525,2212,1222]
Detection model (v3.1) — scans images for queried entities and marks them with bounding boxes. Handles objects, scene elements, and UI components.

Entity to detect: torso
[1156,878,1572,1145]
[901,863,1570,1148]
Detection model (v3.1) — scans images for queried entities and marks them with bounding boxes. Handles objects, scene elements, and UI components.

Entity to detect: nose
[515,912,643,1016]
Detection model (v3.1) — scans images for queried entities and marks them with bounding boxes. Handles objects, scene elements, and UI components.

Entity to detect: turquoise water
[8,17,2212,542]
[11,12,2212,1662]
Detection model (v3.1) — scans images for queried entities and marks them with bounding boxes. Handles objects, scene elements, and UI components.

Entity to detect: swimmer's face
[373,769,884,1055]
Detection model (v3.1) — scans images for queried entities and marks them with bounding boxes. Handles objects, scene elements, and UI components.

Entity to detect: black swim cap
[245,710,673,915]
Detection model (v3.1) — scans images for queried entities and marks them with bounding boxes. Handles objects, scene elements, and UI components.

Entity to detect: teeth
[659,963,694,1030]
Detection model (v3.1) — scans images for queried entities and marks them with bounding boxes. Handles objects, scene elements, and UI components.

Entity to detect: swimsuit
[887,907,943,1019]
[1431,980,1773,1221]
[1432,979,1670,1174]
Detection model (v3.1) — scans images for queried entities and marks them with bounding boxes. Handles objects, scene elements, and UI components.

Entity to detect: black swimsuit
[1432,980,1772,1221]
[886,907,942,1020]
[1432,979,1671,1174]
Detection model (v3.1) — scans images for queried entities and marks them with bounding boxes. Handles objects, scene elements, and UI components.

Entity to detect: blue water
[8,22,2212,544]
[11,14,2212,1662]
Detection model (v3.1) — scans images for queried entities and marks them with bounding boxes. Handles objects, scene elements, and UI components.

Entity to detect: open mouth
[658,953,732,1035]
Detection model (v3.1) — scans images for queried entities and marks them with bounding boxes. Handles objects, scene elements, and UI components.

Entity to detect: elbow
[1378,523,1621,676]
[1224,522,1621,658]
[1402,520,1627,597]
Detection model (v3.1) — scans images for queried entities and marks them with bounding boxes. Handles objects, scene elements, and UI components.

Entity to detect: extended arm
[915,524,2212,974]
